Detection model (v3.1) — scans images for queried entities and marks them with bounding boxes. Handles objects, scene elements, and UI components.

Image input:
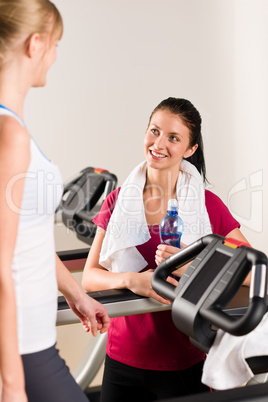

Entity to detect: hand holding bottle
[156,199,185,274]
[159,199,183,248]
[155,241,185,262]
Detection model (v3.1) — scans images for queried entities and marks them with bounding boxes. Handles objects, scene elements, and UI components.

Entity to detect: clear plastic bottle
[159,199,184,248]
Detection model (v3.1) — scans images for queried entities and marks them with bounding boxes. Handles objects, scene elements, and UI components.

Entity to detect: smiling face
[144,109,198,173]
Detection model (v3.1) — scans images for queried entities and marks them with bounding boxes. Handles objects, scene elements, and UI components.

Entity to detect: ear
[27,33,41,58]
[184,143,198,159]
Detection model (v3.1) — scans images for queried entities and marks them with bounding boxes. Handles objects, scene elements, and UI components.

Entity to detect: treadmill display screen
[182,251,231,305]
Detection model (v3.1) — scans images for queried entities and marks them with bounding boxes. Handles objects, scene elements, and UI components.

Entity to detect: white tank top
[0,105,63,354]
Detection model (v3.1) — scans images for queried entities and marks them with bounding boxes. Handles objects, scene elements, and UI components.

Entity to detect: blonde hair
[0,0,63,66]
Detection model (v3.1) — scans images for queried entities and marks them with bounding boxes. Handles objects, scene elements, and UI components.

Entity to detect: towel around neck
[99,160,212,273]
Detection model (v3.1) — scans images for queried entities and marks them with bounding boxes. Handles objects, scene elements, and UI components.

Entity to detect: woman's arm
[0,118,29,401]
[56,254,110,336]
[225,227,249,244]
[82,228,175,305]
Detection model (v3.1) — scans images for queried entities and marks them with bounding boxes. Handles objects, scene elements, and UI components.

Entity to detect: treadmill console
[152,234,267,352]
[59,167,117,244]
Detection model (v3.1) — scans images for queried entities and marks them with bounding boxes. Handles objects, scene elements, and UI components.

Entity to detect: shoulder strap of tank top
[0,104,26,128]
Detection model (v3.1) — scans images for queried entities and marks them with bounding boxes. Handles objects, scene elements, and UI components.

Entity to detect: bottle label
[160,233,182,248]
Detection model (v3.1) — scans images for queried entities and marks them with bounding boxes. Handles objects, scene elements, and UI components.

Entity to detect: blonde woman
[0,1,110,401]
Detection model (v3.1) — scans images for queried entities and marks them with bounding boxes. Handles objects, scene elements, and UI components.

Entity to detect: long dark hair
[149,97,208,183]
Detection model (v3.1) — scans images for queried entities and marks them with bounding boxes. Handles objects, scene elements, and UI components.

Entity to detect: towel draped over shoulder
[99,160,212,273]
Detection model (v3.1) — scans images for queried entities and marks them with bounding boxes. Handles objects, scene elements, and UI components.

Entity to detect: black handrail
[57,248,89,261]
[57,248,268,376]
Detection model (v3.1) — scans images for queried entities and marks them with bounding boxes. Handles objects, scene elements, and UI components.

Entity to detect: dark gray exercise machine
[57,166,117,244]
[152,234,268,401]
[57,168,268,401]
[152,234,267,352]
[57,238,268,401]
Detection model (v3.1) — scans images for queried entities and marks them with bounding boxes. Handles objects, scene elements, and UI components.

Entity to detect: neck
[143,166,180,224]
[145,165,179,197]
[0,56,30,119]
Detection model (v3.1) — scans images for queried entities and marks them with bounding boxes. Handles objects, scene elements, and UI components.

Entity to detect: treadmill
[152,234,268,401]
[56,166,117,245]
[57,169,268,401]
[56,238,268,402]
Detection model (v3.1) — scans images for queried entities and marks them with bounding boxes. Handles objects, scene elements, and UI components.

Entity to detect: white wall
[25,0,268,255]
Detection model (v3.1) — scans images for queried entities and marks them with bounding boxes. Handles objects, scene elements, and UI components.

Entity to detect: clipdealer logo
[227,170,263,232]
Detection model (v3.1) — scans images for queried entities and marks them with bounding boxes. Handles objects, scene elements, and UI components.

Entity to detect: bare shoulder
[0,116,30,169]
[0,115,29,146]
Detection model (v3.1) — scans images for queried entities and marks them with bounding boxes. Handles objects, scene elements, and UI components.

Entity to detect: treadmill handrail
[58,288,145,310]
[57,248,89,261]
[56,248,268,380]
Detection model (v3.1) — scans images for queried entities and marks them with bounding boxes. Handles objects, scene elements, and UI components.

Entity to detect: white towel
[99,159,212,273]
[202,312,268,390]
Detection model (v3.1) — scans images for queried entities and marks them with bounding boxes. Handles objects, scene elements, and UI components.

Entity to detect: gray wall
[25,0,268,255]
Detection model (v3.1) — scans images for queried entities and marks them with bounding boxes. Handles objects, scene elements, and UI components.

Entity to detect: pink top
[94,188,240,371]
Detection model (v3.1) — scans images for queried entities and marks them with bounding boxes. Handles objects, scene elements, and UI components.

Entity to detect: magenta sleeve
[93,187,120,230]
[205,190,240,237]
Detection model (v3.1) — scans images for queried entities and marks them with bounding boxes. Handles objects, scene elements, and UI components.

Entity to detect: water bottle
[159,199,183,248]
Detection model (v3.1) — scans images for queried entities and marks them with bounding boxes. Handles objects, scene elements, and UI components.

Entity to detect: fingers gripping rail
[57,289,171,325]
[56,250,171,392]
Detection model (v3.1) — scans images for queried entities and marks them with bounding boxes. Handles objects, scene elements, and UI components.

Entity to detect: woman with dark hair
[82,97,250,401]
[149,97,207,181]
